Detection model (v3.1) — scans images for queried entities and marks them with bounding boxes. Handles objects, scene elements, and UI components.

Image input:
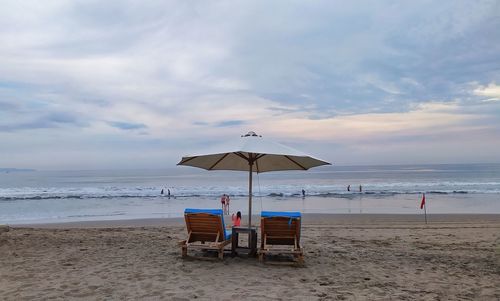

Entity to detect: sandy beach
[1,214,499,300]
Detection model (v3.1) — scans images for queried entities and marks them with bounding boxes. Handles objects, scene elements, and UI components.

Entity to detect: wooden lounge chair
[258,211,304,264]
[179,208,232,259]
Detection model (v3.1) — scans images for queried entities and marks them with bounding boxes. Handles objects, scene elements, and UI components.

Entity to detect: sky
[0,0,499,170]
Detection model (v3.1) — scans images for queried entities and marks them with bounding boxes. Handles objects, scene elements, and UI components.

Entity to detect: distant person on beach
[226,195,231,215]
[359,185,362,192]
[221,194,226,212]
[302,189,306,197]
[167,189,171,197]
[347,185,350,192]
[161,189,164,195]
[232,211,241,227]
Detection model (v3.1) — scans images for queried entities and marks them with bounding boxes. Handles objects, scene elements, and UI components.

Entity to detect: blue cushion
[184,208,223,215]
[184,208,230,240]
[261,211,301,218]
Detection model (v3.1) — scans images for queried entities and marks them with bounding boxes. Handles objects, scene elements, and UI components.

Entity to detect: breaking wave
[1,188,498,202]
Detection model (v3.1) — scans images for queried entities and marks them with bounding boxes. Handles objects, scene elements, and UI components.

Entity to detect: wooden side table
[231,226,257,257]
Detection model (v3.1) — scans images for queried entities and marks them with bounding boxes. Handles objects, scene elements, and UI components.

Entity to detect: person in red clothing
[232,211,241,227]
[220,194,226,211]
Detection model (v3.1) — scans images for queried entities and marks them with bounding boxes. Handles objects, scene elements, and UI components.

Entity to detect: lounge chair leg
[181,245,187,258]
[295,254,304,266]
[218,249,224,260]
[258,253,264,263]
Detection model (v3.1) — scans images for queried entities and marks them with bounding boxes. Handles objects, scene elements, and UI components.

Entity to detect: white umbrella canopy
[177,131,331,227]
[178,131,330,172]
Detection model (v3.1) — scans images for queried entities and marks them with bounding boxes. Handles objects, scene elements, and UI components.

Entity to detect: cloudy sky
[1,0,499,170]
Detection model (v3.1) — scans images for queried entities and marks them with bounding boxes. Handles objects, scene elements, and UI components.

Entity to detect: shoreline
[3,193,500,225]
[8,213,500,229]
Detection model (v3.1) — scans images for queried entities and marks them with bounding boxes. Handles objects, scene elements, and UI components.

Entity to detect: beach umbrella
[177,131,331,228]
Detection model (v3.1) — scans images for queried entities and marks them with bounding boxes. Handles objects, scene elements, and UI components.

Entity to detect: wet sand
[1,214,499,300]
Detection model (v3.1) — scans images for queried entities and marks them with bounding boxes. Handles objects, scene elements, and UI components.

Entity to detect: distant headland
[0,168,36,173]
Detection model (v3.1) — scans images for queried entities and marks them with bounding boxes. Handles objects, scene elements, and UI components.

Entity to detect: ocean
[1,163,499,224]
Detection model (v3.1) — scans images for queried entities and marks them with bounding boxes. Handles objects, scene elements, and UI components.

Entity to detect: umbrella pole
[248,160,253,229]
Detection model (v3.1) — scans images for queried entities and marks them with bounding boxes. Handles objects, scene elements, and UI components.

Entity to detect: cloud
[474,82,500,102]
[254,102,481,141]
[0,111,87,132]
[0,1,499,168]
[215,120,245,127]
[0,100,18,110]
[107,121,147,130]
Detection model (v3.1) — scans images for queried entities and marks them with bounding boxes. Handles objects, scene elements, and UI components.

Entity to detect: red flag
[420,193,426,209]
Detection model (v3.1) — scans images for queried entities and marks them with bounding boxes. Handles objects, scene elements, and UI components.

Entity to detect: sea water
[1,164,499,224]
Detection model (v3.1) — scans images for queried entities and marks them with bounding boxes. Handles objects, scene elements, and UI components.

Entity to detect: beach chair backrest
[184,209,226,243]
[261,211,301,246]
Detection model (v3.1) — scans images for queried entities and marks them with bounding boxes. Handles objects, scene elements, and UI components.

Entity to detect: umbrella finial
[242,131,261,137]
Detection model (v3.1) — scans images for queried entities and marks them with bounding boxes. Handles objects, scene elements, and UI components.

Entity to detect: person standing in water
[347,185,351,192]
[161,189,164,195]
[220,194,226,212]
[359,185,362,192]
[225,195,230,215]
[302,189,306,197]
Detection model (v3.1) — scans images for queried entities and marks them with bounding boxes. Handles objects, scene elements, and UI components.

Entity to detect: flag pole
[420,193,427,224]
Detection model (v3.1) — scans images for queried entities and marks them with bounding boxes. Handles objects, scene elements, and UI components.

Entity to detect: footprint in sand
[171,297,190,301]
[195,289,205,296]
